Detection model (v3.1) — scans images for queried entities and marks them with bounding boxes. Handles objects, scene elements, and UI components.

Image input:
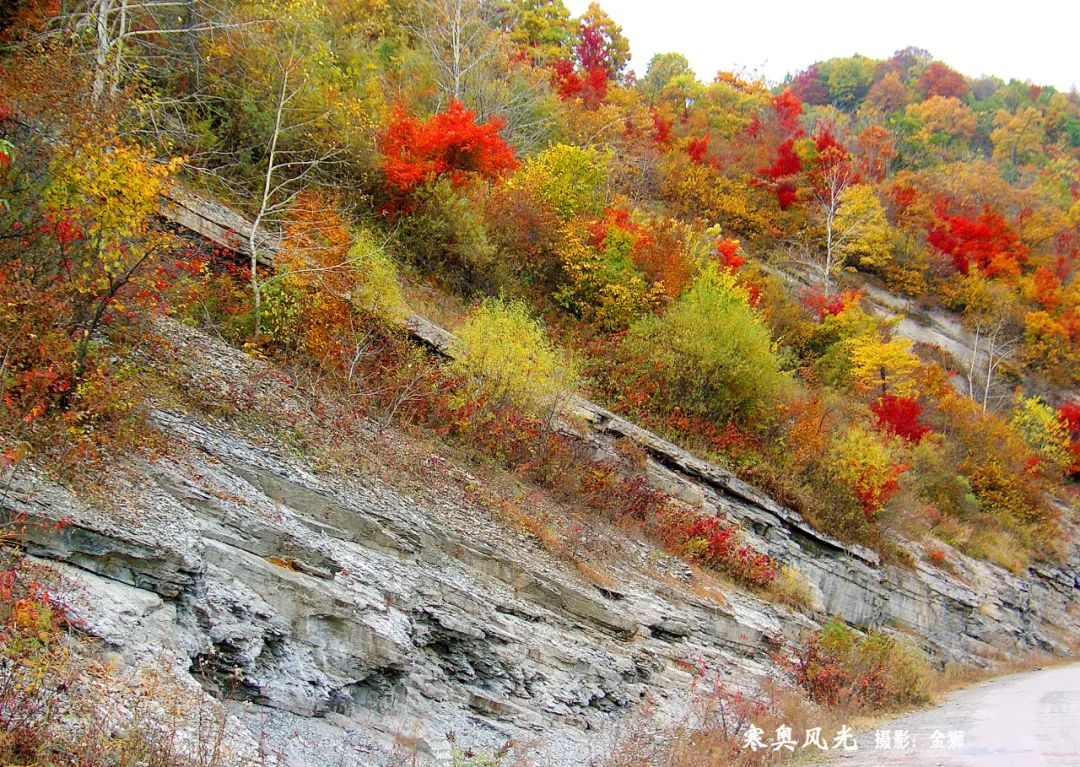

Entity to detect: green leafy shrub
[396,179,502,294]
[620,263,791,426]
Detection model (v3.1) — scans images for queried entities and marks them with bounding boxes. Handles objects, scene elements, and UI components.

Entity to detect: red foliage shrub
[651,110,673,148]
[1058,401,1080,475]
[870,394,931,443]
[772,88,804,134]
[800,287,862,320]
[550,58,582,99]
[776,183,798,210]
[664,408,763,459]
[1032,266,1061,309]
[665,512,778,587]
[687,133,712,165]
[551,60,608,108]
[715,237,745,272]
[928,201,1028,278]
[889,183,918,211]
[379,101,518,197]
[809,127,859,193]
[853,465,906,518]
[792,632,855,707]
[759,139,802,209]
[630,218,696,298]
[550,20,615,109]
[0,546,76,757]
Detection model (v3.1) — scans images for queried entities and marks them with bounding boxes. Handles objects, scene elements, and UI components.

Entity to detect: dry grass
[576,560,618,589]
[768,566,819,614]
[643,565,729,608]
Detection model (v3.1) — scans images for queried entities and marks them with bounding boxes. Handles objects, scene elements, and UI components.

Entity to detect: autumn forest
[1,0,1079,761]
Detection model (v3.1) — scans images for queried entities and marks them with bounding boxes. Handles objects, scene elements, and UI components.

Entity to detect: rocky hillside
[7,272,1077,764]
[3,5,1080,763]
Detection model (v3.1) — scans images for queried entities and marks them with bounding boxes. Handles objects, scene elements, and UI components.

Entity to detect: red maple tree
[759,138,802,209]
[928,202,1028,277]
[871,394,931,443]
[550,19,614,109]
[1058,402,1080,475]
[687,133,712,165]
[918,62,969,99]
[772,89,804,134]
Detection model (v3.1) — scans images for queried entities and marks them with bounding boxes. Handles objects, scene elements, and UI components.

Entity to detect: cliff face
[10,319,813,765]
[2,191,1074,765]
[7,311,1077,765]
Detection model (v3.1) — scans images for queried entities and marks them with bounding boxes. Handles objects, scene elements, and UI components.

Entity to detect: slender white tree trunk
[250,70,289,336]
[92,0,114,102]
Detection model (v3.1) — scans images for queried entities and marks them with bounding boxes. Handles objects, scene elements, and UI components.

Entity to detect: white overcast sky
[564,0,1079,92]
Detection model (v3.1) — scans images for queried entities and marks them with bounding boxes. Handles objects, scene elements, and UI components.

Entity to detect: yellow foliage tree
[905,96,977,143]
[43,136,182,380]
[508,144,609,220]
[835,184,893,274]
[991,107,1046,174]
[827,423,907,518]
[846,334,922,398]
[661,159,778,240]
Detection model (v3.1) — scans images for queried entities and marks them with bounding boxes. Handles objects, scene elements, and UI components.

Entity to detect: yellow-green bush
[1009,394,1071,471]
[348,229,406,323]
[620,263,790,426]
[450,298,579,417]
[509,143,609,220]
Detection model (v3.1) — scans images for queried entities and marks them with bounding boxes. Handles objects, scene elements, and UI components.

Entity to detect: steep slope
[5,192,1077,763]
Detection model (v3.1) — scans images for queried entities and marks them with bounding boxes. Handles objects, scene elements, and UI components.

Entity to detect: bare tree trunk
[823,192,836,295]
[249,70,289,337]
[967,325,981,401]
[92,0,114,102]
[451,0,463,101]
[110,0,128,96]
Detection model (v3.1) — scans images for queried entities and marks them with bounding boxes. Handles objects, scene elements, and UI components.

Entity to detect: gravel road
[813,664,1080,766]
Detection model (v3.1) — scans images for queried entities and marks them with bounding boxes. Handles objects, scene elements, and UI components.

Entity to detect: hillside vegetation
[3,0,1079,569]
[2,0,1078,567]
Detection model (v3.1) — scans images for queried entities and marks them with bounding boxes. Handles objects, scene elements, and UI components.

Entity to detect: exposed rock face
[7,315,1077,765]
[5,190,1071,764]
